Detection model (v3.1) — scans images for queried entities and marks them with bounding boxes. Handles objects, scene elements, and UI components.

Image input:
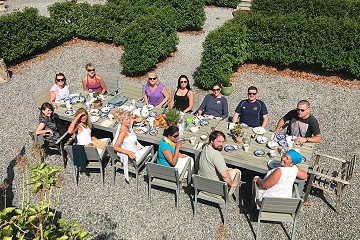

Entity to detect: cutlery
[195,141,200,149]
[113,120,119,128]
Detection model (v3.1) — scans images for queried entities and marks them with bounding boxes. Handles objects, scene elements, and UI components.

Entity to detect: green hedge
[0,8,63,63]
[195,12,360,89]
[195,15,249,89]
[120,7,179,75]
[251,0,360,21]
[204,0,241,8]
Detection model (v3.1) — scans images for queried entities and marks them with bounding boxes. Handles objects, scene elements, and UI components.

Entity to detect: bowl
[89,109,99,115]
[90,116,99,123]
[200,134,208,141]
[190,126,200,133]
[256,136,268,144]
[101,107,111,113]
[267,140,279,149]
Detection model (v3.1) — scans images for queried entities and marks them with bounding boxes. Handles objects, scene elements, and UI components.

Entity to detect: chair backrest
[103,76,119,96]
[260,197,303,215]
[106,145,120,161]
[146,162,179,182]
[192,174,228,197]
[123,81,144,101]
[33,86,51,107]
[65,145,101,165]
[346,155,356,181]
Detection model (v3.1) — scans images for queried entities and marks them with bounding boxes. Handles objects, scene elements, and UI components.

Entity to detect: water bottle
[178,114,184,136]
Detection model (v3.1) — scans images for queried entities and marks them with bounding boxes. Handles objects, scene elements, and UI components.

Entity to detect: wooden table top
[55,96,314,174]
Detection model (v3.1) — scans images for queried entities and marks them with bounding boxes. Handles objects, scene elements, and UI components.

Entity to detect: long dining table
[55,93,316,192]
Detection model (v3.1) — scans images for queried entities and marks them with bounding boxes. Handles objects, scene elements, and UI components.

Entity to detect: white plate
[89,109,99,116]
[134,127,147,134]
[147,104,154,110]
[278,140,286,146]
[101,107,111,113]
[276,134,286,140]
[190,126,200,133]
[224,145,236,152]
[254,149,266,157]
[268,160,281,169]
[267,140,279,149]
[256,136,268,144]
[253,127,266,135]
[64,109,75,116]
[69,93,80,98]
[90,116,99,123]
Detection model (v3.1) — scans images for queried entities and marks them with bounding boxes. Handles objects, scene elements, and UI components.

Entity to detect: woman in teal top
[157,126,186,166]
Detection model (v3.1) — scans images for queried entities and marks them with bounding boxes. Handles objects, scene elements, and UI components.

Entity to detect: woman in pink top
[143,71,169,108]
[81,63,107,95]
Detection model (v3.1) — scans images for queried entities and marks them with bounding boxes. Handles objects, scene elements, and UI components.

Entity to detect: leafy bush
[195,15,249,89]
[204,0,241,8]
[121,7,179,75]
[251,0,359,21]
[0,8,63,63]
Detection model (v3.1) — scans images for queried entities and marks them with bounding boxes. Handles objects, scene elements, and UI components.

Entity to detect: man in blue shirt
[231,86,268,128]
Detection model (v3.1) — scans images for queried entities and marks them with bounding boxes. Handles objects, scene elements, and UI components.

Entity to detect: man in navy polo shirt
[231,86,268,128]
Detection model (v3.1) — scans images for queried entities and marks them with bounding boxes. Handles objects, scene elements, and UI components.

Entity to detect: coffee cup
[89,92,94,98]
[269,150,276,158]
[190,136,197,145]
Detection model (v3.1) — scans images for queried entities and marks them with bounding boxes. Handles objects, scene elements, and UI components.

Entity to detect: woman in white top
[49,73,70,106]
[113,111,150,161]
[253,150,307,200]
[67,108,95,145]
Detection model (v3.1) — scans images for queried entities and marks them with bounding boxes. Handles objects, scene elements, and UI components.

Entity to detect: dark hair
[177,75,191,90]
[248,86,258,92]
[298,100,310,107]
[55,72,67,85]
[208,130,226,143]
[212,82,221,89]
[163,126,179,137]
[39,102,54,117]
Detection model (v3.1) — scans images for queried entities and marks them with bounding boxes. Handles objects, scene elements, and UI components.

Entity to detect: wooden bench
[122,81,144,102]
[102,76,120,96]
[33,86,51,108]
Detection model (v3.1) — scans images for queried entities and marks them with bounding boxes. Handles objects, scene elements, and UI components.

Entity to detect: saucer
[224,145,236,152]
[254,149,265,157]
[64,109,75,116]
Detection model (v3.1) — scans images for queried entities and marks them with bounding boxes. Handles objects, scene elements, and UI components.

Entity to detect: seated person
[36,102,61,139]
[169,75,194,113]
[197,83,228,120]
[144,71,169,108]
[252,150,307,201]
[67,108,108,153]
[157,126,193,175]
[81,63,107,95]
[198,130,240,194]
[49,73,70,107]
[274,100,321,144]
[231,86,268,128]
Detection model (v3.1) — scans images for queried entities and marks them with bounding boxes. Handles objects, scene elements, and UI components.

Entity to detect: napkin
[101,119,113,127]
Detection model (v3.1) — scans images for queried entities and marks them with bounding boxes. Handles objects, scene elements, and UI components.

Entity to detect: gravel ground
[1,2,360,240]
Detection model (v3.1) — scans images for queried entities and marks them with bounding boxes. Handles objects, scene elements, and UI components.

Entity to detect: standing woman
[49,73,70,107]
[169,75,194,113]
[36,102,60,139]
[197,82,228,120]
[81,63,107,95]
[144,71,169,108]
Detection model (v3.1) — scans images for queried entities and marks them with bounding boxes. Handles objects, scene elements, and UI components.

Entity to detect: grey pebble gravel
[0,2,359,240]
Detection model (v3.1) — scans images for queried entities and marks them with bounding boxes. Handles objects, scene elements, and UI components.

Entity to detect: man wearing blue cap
[253,150,307,200]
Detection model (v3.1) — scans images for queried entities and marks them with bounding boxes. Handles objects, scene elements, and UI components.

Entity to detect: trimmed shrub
[195,15,249,89]
[0,8,63,63]
[120,7,179,75]
[204,0,241,8]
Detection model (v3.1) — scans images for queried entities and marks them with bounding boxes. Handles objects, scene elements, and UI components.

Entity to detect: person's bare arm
[296,166,308,180]
[253,168,282,189]
[221,169,238,187]
[36,123,54,136]
[81,77,88,92]
[169,89,176,108]
[97,75,107,95]
[232,112,239,123]
[158,87,170,108]
[68,113,84,134]
[49,92,60,106]
[261,114,269,128]
[274,117,286,133]
[295,134,322,144]
[162,141,182,165]
[144,91,149,105]
[183,90,194,113]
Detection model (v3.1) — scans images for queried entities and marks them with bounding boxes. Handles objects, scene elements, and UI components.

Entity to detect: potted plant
[231,124,244,143]
[164,107,181,126]
[219,75,233,96]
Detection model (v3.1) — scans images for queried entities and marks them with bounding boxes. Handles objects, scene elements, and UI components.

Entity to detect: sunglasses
[172,134,179,138]
[248,92,257,95]
[56,78,65,82]
[212,88,221,91]
[148,77,157,80]
[180,81,188,84]
[297,108,307,112]
[87,69,95,72]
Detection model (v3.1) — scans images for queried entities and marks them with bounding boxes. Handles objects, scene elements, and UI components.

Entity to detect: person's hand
[176,140,183,148]
[48,130,54,136]
[56,103,61,107]
[252,176,259,183]
[127,151,136,159]
[295,137,306,145]
[89,89,93,92]
[91,136,97,141]
[180,153,187,158]
[231,179,238,187]
[156,104,162,108]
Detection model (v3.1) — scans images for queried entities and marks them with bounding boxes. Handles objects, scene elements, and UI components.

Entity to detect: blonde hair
[74,107,92,129]
[147,71,159,86]
[85,63,94,70]
[118,110,131,122]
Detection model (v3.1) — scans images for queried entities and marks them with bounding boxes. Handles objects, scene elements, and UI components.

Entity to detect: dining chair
[106,145,154,193]
[303,152,356,213]
[252,182,303,240]
[145,152,191,209]
[65,141,110,187]
[192,173,241,226]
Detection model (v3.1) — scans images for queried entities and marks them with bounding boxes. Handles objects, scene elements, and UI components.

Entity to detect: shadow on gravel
[0,146,25,210]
